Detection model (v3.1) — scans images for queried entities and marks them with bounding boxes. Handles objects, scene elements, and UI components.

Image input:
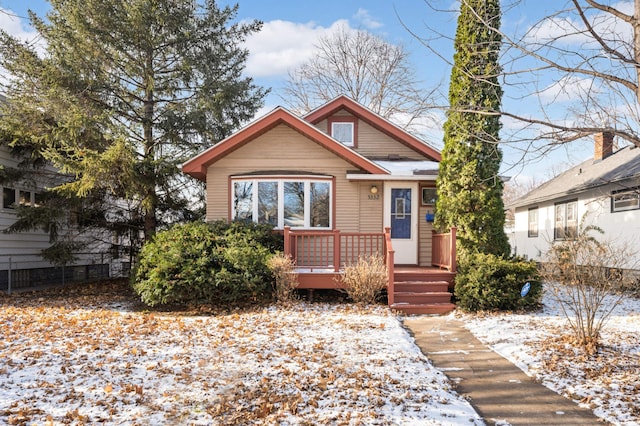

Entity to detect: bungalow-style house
[183,96,457,314]
[512,132,640,271]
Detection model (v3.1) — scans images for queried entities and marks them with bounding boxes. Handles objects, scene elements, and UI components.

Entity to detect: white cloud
[352,8,383,30]
[539,75,596,103]
[526,2,633,48]
[0,8,44,53]
[244,19,353,78]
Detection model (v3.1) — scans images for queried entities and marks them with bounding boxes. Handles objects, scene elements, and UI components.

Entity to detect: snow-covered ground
[0,285,483,425]
[461,287,640,426]
[1,282,638,425]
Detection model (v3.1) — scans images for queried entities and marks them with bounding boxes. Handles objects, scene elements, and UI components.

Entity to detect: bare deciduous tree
[418,0,640,162]
[282,27,438,130]
[541,218,637,354]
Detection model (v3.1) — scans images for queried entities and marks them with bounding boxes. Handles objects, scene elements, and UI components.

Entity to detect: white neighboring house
[512,132,640,269]
[1,144,128,291]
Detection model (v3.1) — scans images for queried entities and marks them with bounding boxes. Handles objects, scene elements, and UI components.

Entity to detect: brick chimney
[594,132,614,161]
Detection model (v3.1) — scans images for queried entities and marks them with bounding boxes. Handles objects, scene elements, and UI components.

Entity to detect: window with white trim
[554,200,578,240]
[528,207,538,238]
[232,177,331,229]
[331,122,354,146]
[611,189,640,212]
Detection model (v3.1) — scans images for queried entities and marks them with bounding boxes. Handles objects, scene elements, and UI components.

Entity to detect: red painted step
[393,291,452,304]
[393,281,449,293]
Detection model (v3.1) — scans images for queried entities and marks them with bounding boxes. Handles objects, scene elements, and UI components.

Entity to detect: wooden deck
[285,227,458,314]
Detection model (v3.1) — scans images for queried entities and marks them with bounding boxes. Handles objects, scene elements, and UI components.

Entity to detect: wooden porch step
[393,281,449,293]
[393,291,452,304]
[394,271,456,286]
[390,302,456,315]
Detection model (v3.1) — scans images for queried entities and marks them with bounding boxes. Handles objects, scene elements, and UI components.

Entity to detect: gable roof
[182,107,389,181]
[512,146,640,208]
[304,95,442,162]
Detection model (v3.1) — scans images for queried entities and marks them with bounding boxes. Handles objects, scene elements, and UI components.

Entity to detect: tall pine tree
[0,0,266,251]
[435,0,510,257]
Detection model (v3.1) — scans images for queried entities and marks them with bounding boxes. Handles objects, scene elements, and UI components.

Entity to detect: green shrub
[131,220,281,307]
[455,252,541,312]
[338,254,388,305]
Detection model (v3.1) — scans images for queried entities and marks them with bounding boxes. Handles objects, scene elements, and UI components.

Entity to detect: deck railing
[432,227,457,273]
[283,227,387,271]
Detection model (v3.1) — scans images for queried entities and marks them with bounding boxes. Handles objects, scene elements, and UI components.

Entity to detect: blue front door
[391,188,412,239]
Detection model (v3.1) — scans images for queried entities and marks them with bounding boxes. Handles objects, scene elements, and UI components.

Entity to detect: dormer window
[328,116,357,147]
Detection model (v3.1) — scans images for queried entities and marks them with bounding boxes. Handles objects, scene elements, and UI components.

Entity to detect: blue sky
[0,0,607,181]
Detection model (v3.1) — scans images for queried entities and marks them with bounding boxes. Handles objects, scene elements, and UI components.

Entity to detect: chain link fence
[0,252,131,294]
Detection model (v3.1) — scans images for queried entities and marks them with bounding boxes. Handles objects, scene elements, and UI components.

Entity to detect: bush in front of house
[454,252,541,312]
[338,254,388,305]
[267,253,298,303]
[132,220,281,307]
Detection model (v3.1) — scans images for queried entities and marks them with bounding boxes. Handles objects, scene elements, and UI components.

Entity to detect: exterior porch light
[370,185,378,194]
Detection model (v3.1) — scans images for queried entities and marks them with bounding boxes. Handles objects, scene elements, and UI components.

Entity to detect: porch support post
[450,227,457,273]
[384,227,395,306]
[333,229,340,272]
[284,226,291,258]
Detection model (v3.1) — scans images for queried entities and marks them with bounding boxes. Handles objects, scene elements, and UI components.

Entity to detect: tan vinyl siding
[358,181,383,233]
[315,109,425,160]
[206,123,363,232]
[418,204,435,267]
[356,119,425,160]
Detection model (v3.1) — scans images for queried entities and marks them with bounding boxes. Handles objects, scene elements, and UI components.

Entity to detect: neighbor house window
[528,207,538,238]
[232,177,332,229]
[2,187,16,209]
[554,200,578,239]
[328,116,357,147]
[611,188,640,212]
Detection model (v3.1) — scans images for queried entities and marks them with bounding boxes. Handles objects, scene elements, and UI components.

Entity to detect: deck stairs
[389,269,456,315]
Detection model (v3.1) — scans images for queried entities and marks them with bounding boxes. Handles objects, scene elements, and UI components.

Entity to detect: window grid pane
[528,208,538,238]
[310,182,330,228]
[284,182,305,227]
[331,122,354,146]
[233,181,253,221]
[3,187,16,209]
[258,182,278,226]
[613,191,640,212]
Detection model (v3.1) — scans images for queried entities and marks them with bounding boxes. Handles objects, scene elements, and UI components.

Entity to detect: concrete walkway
[403,316,607,426]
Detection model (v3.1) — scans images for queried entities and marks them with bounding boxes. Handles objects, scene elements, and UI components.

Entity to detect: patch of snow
[461,285,640,426]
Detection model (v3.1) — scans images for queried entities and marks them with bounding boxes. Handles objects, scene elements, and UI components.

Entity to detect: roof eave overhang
[346,173,437,181]
[182,106,389,181]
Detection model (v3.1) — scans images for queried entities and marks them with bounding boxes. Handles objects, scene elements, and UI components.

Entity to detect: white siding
[513,185,640,268]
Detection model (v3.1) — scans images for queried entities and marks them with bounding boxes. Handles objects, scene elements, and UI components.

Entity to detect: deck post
[450,227,457,273]
[333,229,340,272]
[284,226,291,258]
[384,227,395,306]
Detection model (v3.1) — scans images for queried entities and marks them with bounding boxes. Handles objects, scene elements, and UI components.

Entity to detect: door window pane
[258,181,278,226]
[284,182,305,227]
[391,188,411,239]
[233,181,253,221]
[310,182,330,227]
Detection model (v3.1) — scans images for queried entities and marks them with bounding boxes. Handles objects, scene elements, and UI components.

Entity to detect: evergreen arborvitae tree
[434,0,510,257]
[0,0,266,250]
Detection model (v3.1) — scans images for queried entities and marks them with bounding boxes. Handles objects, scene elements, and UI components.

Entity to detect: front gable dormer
[304,95,441,162]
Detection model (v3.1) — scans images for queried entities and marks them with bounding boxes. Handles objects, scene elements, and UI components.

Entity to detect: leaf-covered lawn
[0,282,483,425]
